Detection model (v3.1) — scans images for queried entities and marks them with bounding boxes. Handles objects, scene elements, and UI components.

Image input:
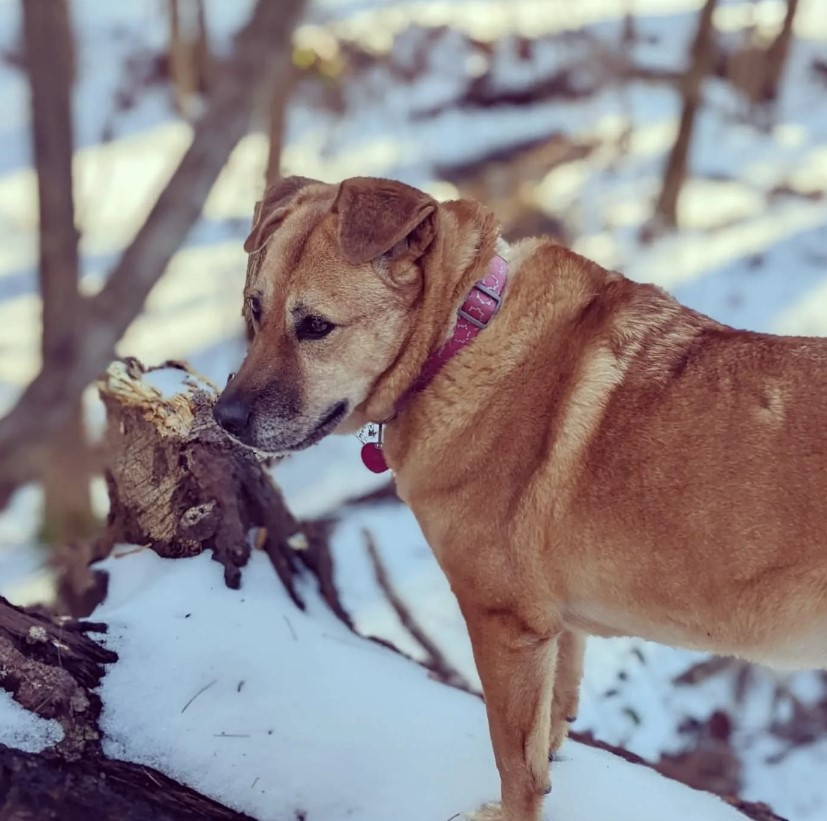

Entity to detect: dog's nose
[214,393,251,438]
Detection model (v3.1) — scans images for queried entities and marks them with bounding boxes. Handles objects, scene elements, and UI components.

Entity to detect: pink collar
[360,254,509,473]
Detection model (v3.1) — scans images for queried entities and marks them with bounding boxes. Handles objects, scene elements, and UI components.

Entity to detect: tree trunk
[621,0,636,47]
[22,0,94,542]
[98,359,299,596]
[650,0,718,232]
[760,0,799,104]
[40,405,95,544]
[195,0,211,94]
[0,0,308,511]
[168,0,210,120]
[96,358,351,621]
[264,58,297,186]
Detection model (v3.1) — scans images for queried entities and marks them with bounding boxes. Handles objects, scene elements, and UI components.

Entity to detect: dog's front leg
[462,605,559,821]
[549,630,585,759]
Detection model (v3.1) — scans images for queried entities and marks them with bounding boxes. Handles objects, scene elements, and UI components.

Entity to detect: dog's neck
[398,251,508,405]
[359,240,508,472]
[362,201,502,423]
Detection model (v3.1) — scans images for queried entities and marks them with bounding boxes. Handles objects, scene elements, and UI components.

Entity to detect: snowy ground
[1,0,827,818]
[0,546,763,821]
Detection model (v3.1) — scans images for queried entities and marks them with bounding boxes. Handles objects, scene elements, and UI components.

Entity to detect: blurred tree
[22,0,95,543]
[168,0,212,120]
[726,0,799,120]
[265,58,298,185]
[759,0,799,104]
[650,0,719,232]
[0,0,307,512]
[621,0,636,47]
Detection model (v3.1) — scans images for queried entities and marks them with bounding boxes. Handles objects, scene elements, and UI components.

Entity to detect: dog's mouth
[282,400,349,452]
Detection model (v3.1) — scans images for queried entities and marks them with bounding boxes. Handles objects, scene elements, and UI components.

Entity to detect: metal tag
[357,422,383,447]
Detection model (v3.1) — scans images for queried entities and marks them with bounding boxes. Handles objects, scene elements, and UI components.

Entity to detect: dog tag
[358,422,389,473]
[361,442,388,473]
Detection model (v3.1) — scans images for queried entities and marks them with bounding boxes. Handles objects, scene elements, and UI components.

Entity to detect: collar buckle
[457,281,503,329]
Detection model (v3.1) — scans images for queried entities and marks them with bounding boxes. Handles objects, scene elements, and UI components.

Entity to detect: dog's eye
[246,295,262,324]
[297,315,335,341]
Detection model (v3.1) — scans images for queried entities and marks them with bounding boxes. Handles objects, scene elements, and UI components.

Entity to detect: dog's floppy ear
[243,175,318,254]
[333,177,437,265]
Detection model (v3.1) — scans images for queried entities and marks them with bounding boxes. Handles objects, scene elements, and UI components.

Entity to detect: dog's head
[213,175,495,453]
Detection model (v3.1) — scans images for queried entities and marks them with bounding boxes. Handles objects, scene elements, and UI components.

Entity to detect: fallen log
[0,593,254,821]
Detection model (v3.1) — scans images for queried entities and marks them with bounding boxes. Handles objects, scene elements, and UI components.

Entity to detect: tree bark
[264,58,297,185]
[168,0,211,120]
[98,359,302,596]
[650,0,718,232]
[760,0,799,104]
[0,744,256,821]
[95,357,351,622]
[0,597,254,820]
[0,0,307,511]
[22,0,94,542]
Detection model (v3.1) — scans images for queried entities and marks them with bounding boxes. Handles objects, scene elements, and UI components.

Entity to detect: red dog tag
[361,442,388,473]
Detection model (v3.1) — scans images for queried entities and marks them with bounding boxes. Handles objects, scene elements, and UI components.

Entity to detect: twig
[143,767,164,788]
[319,633,387,654]
[672,656,735,686]
[113,545,149,559]
[362,528,471,691]
[181,679,217,714]
[283,614,298,642]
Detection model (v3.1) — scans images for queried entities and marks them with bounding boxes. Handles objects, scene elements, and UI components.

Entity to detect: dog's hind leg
[461,604,559,821]
[549,630,585,759]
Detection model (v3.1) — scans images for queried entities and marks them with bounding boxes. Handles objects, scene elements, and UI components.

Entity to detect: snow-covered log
[0,594,255,820]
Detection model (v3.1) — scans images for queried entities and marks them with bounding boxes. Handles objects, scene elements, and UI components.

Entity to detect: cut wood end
[98,359,221,439]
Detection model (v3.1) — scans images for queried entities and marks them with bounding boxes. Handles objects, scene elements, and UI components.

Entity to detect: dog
[214,175,827,821]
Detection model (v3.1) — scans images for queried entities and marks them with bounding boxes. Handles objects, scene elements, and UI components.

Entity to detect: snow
[93,547,752,821]
[0,689,64,753]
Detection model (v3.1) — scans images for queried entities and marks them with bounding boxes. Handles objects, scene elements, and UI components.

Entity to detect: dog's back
[542,251,827,668]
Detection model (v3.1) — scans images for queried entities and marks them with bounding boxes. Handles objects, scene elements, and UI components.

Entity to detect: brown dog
[214,175,827,821]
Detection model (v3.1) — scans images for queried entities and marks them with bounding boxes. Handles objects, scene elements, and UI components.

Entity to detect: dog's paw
[464,803,504,821]
[532,766,551,796]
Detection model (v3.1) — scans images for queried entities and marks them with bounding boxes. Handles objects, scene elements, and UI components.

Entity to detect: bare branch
[363,528,471,691]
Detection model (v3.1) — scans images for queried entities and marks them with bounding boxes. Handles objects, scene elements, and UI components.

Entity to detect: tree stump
[97,357,349,623]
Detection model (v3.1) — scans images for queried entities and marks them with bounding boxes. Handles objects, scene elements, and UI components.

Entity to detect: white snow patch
[93,549,753,821]
[0,689,64,753]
